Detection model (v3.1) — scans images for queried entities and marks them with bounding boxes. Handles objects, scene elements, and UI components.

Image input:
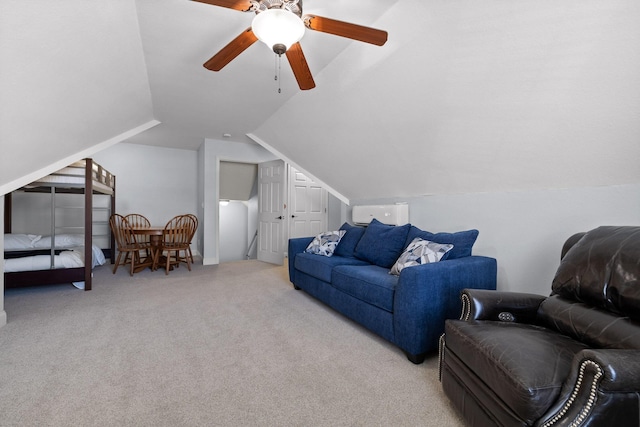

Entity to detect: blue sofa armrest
[393,256,497,356]
[288,237,314,283]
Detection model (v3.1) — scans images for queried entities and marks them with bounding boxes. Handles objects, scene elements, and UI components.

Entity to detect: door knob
[291,215,297,218]
[276,216,284,220]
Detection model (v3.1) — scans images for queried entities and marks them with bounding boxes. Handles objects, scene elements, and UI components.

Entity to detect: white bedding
[4,234,107,289]
[4,233,87,251]
[3,246,105,272]
[4,245,106,290]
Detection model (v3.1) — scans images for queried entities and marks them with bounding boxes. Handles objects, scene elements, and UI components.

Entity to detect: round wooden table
[130,226,165,272]
[131,226,164,248]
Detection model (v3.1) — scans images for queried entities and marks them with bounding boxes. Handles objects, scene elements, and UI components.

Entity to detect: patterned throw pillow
[305,230,347,257]
[390,238,454,276]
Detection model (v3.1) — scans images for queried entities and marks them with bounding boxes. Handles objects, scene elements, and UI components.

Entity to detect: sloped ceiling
[3,0,639,202]
[251,0,640,199]
[134,0,640,201]
[0,0,155,191]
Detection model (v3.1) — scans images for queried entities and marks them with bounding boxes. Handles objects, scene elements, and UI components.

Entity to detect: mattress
[3,233,106,272]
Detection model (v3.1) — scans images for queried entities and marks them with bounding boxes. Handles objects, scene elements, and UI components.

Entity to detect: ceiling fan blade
[203,28,258,71]
[191,0,253,12]
[285,42,316,90]
[304,15,388,46]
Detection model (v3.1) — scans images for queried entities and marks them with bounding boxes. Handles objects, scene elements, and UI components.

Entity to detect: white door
[258,160,286,265]
[289,166,327,239]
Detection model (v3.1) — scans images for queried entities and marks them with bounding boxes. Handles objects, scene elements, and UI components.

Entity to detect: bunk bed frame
[3,158,116,291]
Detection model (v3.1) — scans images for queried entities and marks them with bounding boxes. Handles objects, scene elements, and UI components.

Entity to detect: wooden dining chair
[153,215,194,275]
[124,213,151,257]
[182,214,198,264]
[109,214,151,276]
[124,213,150,229]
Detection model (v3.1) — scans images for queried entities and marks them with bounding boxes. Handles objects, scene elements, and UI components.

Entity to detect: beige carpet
[0,260,465,426]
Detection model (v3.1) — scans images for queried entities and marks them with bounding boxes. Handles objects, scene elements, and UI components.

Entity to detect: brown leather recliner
[439,226,640,426]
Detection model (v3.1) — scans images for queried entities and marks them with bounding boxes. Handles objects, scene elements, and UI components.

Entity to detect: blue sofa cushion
[405,226,479,260]
[332,264,399,313]
[354,219,411,268]
[294,252,370,283]
[334,222,366,258]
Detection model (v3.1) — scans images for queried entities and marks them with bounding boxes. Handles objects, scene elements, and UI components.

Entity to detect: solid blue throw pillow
[404,226,479,259]
[354,219,411,268]
[334,222,366,258]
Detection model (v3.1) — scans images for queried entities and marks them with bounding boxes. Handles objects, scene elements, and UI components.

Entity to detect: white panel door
[289,166,327,239]
[258,160,286,265]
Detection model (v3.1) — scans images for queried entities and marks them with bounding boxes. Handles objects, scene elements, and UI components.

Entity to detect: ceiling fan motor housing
[251,0,302,17]
[272,43,287,55]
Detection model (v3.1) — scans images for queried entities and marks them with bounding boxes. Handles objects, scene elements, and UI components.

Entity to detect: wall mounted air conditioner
[352,203,409,226]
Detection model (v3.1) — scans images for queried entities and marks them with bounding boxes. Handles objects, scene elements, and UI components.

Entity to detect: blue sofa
[288,220,497,364]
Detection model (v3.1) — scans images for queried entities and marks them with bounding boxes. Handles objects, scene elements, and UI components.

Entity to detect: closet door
[289,166,327,239]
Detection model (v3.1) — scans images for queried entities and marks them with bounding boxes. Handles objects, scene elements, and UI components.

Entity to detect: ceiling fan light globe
[252,8,305,53]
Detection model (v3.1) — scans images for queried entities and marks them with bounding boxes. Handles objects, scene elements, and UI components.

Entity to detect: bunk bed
[3,158,115,291]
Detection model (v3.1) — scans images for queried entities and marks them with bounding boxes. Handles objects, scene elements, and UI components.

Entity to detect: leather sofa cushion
[332,264,398,312]
[294,253,369,283]
[445,320,589,424]
[538,295,640,349]
[552,226,640,321]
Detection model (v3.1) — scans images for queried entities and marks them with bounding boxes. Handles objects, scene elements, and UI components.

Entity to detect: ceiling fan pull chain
[274,53,282,93]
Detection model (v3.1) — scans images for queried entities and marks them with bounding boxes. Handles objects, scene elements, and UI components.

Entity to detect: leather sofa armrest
[580,349,640,391]
[287,237,314,283]
[460,288,547,323]
[537,349,640,427]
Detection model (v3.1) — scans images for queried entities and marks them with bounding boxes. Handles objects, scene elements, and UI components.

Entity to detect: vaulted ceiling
[2,0,639,201]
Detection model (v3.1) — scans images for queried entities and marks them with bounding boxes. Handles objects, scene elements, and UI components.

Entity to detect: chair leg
[113,252,124,274]
[129,251,136,277]
[151,248,157,271]
[165,251,172,275]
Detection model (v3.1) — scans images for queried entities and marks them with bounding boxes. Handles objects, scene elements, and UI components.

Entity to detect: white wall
[328,193,348,231]
[92,142,198,229]
[94,141,272,264]
[352,183,640,296]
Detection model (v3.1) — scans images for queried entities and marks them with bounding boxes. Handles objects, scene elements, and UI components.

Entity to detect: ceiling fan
[193,0,388,90]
